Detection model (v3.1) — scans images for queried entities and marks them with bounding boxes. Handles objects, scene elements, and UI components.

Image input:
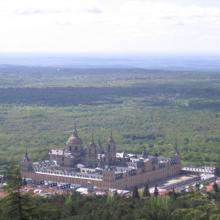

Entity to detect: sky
[0,0,220,54]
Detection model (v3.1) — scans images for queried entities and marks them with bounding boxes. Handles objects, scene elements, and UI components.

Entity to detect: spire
[89,132,96,147]
[23,146,30,162]
[142,148,148,158]
[98,139,103,153]
[98,139,102,146]
[174,139,179,155]
[73,123,78,137]
[97,156,105,169]
[108,130,115,143]
[91,132,94,143]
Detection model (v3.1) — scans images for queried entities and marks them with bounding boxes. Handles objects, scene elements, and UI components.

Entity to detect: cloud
[15,6,103,16]
[0,0,220,54]
[15,9,72,15]
[79,6,103,14]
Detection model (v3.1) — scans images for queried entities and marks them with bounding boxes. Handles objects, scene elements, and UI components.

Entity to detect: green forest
[0,66,220,169]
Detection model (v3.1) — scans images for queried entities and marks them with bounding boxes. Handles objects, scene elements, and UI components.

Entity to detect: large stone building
[48,126,116,168]
[21,126,181,190]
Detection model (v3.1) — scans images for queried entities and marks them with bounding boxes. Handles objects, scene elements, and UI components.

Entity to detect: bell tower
[21,147,33,172]
[106,131,116,165]
[87,133,98,167]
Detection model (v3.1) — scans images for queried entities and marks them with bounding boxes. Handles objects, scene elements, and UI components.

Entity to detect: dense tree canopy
[1,166,220,220]
[1,189,220,220]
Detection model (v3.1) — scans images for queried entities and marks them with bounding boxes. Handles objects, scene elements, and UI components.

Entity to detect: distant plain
[0,60,220,169]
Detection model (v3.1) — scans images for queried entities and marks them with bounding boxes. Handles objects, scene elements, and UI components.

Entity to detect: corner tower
[21,148,33,172]
[106,131,116,165]
[86,133,98,167]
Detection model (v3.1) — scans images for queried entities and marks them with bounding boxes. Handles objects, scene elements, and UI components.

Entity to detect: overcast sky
[1,0,220,54]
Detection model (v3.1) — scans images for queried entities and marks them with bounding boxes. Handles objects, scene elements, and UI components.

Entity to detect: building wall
[111,163,181,189]
[21,163,181,190]
[21,171,104,188]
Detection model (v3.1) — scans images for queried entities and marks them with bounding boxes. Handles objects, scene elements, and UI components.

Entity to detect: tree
[171,208,205,220]
[5,165,22,193]
[213,182,219,193]
[154,185,159,197]
[3,165,31,220]
[210,214,220,220]
[195,182,200,191]
[169,187,177,200]
[143,184,151,197]
[215,166,220,177]
[22,178,27,186]
[132,186,140,200]
[61,194,75,219]
[144,196,171,220]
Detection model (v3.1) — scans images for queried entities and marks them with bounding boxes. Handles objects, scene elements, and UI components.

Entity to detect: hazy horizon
[0,53,220,71]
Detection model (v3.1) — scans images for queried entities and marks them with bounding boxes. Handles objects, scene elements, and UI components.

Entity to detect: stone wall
[21,163,181,190]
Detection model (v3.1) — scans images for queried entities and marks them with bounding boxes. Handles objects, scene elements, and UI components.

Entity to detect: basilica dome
[66,135,83,146]
[66,127,83,146]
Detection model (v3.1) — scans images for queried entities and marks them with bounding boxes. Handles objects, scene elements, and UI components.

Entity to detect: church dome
[66,135,83,146]
[66,127,83,146]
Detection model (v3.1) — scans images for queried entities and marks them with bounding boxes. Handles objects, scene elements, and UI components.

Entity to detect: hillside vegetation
[0,66,220,167]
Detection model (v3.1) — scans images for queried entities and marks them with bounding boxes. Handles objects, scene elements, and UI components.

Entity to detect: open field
[0,66,220,167]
